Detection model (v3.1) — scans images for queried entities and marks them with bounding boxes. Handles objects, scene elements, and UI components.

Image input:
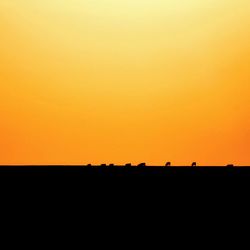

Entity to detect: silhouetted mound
[138,163,146,167]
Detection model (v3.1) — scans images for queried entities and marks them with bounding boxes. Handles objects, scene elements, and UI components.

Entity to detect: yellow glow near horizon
[0,1,250,165]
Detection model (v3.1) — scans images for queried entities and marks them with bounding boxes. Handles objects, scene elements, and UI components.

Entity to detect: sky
[0,0,249,165]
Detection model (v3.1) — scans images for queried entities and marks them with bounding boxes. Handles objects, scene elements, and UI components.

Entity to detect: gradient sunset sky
[0,0,249,165]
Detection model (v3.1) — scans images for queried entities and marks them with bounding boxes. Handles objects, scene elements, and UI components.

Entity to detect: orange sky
[0,0,249,165]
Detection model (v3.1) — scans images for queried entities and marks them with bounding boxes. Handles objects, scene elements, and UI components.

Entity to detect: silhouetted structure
[138,163,146,167]
[125,163,132,167]
[82,162,238,168]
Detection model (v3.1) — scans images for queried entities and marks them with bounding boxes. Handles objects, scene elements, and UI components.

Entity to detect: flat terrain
[0,165,249,177]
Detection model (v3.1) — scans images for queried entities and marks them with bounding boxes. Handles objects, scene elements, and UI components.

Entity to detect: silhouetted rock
[191,162,197,167]
[101,164,107,167]
[227,164,234,167]
[109,164,114,167]
[125,163,132,167]
[165,162,171,167]
[138,163,146,167]
[86,164,92,167]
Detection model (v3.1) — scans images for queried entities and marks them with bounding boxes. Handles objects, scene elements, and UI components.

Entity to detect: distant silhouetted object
[86,164,92,167]
[165,162,171,167]
[109,164,114,167]
[101,164,107,167]
[227,164,234,167]
[138,163,146,167]
[125,163,132,167]
[191,162,197,167]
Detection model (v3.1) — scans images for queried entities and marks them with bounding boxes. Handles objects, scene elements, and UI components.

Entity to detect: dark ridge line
[0,165,247,168]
